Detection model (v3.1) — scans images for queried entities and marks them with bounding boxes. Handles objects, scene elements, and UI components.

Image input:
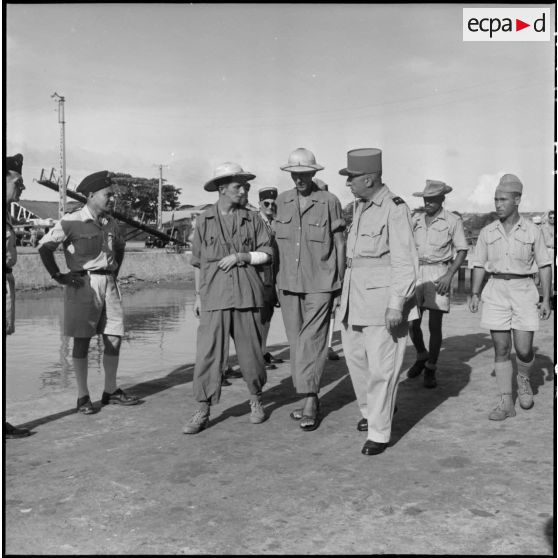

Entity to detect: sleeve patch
[392,196,406,205]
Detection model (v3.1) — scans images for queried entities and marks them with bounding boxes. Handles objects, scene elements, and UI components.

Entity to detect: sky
[6,3,556,213]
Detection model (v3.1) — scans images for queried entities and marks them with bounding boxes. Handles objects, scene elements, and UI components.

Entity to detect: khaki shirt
[541,223,554,249]
[5,214,17,269]
[339,185,418,326]
[472,216,551,274]
[38,205,125,272]
[412,209,468,264]
[191,204,272,311]
[273,186,345,294]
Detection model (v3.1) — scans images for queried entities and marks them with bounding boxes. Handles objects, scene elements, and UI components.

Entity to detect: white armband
[249,251,270,265]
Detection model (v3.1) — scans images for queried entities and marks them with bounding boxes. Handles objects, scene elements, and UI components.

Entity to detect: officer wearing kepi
[469,174,551,420]
[338,148,418,456]
[39,171,139,414]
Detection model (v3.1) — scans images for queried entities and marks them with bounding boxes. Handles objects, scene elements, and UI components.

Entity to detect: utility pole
[153,164,169,230]
[51,92,67,218]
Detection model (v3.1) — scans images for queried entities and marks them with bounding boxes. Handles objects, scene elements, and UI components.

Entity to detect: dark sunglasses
[262,200,276,208]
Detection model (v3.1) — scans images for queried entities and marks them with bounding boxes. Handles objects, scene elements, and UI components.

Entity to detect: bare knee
[103,335,121,356]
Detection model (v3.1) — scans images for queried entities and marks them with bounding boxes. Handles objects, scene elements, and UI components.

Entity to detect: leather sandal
[290,408,304,420]
[77,395,96,415]
[300,399,321,432]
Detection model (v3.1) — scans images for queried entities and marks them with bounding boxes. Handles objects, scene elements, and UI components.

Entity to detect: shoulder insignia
[392,196,406,205]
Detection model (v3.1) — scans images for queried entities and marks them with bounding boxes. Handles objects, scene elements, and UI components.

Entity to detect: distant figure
[407,180,468,388]
[469,174,551,420]
[313,178,340,361]
[256,186,284,369]
[541,210,555,294]
[39,171,139,415]
[274,148,346,432]
[5,153,31,439]
[183,162,273,434]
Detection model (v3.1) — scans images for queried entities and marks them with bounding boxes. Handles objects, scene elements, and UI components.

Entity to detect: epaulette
[392,196,406,205]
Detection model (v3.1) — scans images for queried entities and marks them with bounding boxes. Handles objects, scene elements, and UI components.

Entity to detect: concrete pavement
[4,302,555,554]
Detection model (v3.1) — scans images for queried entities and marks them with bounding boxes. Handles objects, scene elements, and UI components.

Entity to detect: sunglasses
[262,200,276,208]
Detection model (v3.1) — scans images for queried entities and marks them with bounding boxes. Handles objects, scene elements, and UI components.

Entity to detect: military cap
[413,180,453,197]
[258,186,278,201]
[496,174,523,195]
[339,148,382,176]
[6,154,23,174]
[76,171,113,196]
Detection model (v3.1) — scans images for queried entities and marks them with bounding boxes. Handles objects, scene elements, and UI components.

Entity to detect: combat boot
[183,408,210,434]
[516,373,534,410]
[488,394,516,421]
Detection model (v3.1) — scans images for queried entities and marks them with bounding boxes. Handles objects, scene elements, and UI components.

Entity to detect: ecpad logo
[463,8,550,41]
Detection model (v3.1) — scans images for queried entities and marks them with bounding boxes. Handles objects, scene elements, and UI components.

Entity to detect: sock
[517,354,535,378]
[198,400,210,413]
[73,357,89,399]
[250,392,263,403]
[417,351,429,361]
[103,354,119,394]
[425,361,437,371]
[494,361,513,395]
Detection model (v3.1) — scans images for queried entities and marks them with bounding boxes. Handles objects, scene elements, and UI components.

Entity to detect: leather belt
[5,267,13,274]
[78,269,113,276]
[418,260,450,266]
[346,256,389,269]
[489,273,534,280]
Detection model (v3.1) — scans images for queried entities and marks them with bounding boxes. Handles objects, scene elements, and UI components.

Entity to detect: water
[6,284,199,403]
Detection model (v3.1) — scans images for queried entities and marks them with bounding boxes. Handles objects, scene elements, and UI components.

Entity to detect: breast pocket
[513,231,534,260]
[274,214,293,239]
[307,219,327,242]
[359,223,386,256]
[428,224,450,247]
[74,233,103,257]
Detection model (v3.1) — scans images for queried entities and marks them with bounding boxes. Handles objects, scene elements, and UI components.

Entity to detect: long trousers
[278,290,333,393]
[342,321,408,443]
[193,308,266,405]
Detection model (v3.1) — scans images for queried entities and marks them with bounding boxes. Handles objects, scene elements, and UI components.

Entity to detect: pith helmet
[496,174,523,195]
[339,148,382,176]
[280,148,324,173]
[413,180,453,197]
[203,162,256,192]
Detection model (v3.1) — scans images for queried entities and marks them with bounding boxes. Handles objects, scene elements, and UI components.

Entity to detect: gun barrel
[37,179,189,247]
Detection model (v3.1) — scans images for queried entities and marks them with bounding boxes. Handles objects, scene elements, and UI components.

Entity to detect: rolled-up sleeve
[38,219,66,251]
[452,217,469,252]
[387,203,418,310]
[190,216,203,268]
[471,229,488,268]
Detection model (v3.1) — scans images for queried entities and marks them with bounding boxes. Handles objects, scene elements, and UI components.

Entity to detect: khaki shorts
[480,277,539,331]
[415,263,450,313]
[64,273,124,338]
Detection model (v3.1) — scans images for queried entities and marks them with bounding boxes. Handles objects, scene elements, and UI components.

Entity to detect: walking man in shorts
[407,180,468,388]
[39,171,139,414]
[469,174,552,420]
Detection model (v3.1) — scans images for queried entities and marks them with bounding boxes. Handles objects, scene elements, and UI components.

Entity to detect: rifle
[37,172,189,247]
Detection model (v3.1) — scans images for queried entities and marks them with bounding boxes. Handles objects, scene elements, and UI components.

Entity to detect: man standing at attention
[469,174,551,420]
[274,147,346,431]
[39,171,139,414]
[407,180,469,388]
[183,162,273,434]
[5,154,31,438]
[338,148,418,456]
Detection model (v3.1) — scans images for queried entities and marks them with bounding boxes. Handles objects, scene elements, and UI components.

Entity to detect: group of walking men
[5,148,553,457]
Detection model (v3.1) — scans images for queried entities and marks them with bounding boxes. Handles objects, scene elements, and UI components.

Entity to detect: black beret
[76,171,112,195]
[6,154,23,174]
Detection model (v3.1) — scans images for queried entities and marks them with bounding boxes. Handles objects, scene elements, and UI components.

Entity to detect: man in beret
[38,171,139,414]
[407,180,469,388]
[256,186,283,368]
[4,154,31,438]
[274,148,346,432]
[469,174,552,420]
[183,162,273,434]
[338,148,418,456]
